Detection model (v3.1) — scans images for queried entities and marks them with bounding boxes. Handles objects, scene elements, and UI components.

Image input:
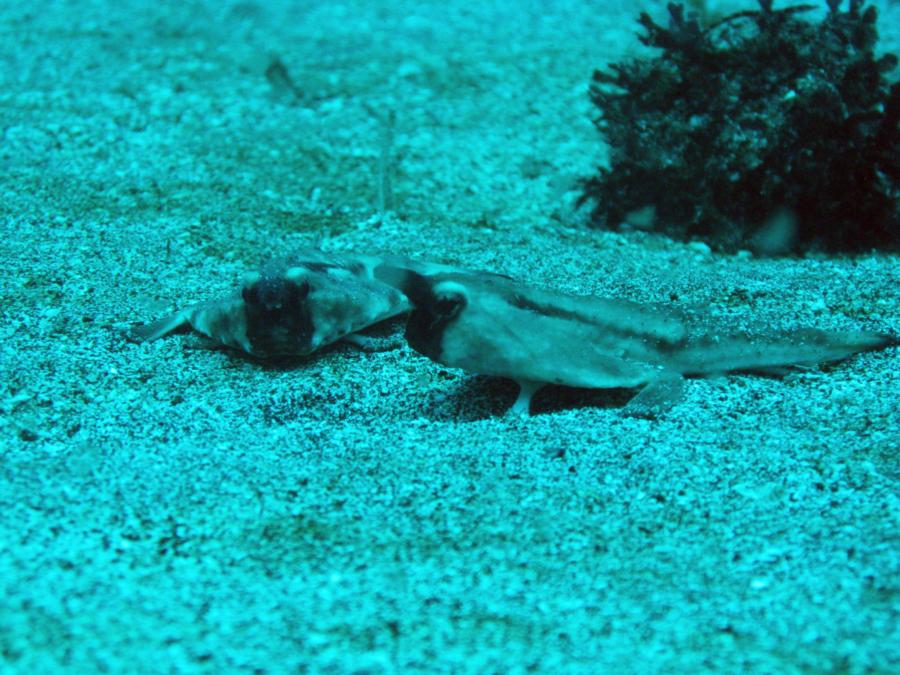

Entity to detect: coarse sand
[1,1,898,671]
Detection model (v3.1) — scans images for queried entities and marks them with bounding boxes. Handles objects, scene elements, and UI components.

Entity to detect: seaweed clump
[580,0,900,253]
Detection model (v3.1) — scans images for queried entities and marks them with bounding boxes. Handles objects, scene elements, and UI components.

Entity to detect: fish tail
[677,328,898,375]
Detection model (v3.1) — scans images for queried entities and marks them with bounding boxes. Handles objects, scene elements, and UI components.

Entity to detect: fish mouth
[242,274,314,357]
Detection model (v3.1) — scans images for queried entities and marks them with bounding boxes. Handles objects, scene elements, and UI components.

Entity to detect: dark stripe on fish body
[507,292,681,345]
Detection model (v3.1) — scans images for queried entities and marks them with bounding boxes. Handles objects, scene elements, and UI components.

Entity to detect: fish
[396,270,898,415]
[128,248,489,358]
[129,248,412,358]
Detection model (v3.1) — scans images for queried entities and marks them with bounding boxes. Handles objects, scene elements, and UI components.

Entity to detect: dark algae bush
[580,0,900,253]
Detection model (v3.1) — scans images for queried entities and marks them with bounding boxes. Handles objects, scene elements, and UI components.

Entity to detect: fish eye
[244,279,283,310]
[294,280,311,300]
[243,277,310,313]
[241,284,260,306]
[433,293,465,319]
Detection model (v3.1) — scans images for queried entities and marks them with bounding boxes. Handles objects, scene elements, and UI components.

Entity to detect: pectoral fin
[508,379,543,416]
[623,375,686,419]
[127,310,192,343]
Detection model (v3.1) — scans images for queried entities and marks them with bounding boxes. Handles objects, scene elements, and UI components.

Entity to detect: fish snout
[241,274,314,357]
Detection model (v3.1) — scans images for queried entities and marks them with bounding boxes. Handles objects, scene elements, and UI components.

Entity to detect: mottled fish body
[399,271,897,415]
[130,248,412,358]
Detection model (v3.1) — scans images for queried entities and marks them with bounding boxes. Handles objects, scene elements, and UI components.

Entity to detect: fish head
[241,261,411,358]
[241,268,314,357]
[403,272,469,360]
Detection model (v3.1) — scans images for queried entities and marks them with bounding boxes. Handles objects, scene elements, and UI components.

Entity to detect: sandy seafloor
[1,0,899,671]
